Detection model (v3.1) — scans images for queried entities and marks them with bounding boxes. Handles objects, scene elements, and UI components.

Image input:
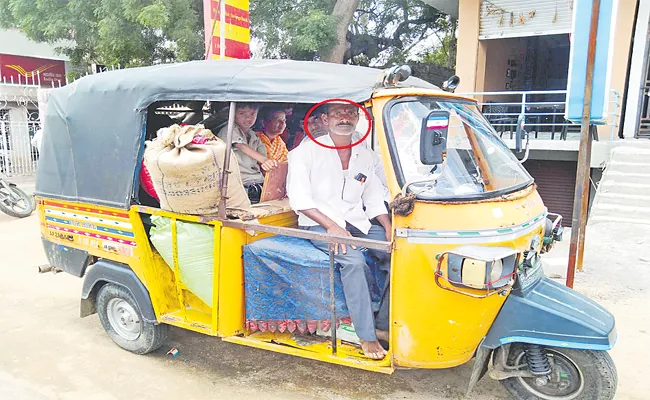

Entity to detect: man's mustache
[337,122,353,126]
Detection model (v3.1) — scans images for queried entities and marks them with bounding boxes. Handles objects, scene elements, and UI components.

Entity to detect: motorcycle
[0,178,34,218]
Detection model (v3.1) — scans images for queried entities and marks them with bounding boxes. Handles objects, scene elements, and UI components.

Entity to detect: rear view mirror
[420,110,449,165]
[442,75,460,93]
[515,114,525,152]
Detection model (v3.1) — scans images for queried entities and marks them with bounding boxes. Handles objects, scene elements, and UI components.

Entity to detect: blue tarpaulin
[243,235,349,321]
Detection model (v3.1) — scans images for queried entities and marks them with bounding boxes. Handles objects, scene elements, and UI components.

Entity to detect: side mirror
[383,65,412,86]
[515,114,526,152]
[442,75,460,93]
[420,110,449,165]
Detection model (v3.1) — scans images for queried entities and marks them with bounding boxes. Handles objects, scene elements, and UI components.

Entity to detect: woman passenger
[257,107,289,162]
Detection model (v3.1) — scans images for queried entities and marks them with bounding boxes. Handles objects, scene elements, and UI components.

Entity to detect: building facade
[0,28,69,176]
[422,0,648,225]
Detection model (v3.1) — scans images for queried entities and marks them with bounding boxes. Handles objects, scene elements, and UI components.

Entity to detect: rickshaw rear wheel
[501,344,617,400]
[96,284,168,355]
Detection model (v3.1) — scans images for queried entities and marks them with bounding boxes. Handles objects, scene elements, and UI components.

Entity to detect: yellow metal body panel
[224,333,394,374]
[369,96,546,368]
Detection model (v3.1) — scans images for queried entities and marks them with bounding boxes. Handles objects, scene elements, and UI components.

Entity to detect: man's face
[235,106,258,131]
[307,113,327,136]
[263,111,286,137]
[325,104,359,136]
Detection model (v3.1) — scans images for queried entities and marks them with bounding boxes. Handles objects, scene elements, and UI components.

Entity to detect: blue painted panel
[566,0,618,123]
[482,277,617,350]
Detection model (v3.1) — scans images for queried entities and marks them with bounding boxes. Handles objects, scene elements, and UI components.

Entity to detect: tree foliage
[0,0,204,67]
[250,0,456,66]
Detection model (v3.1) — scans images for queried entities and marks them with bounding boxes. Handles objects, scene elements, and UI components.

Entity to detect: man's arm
[299,208,356,255]
[234,143,278,171]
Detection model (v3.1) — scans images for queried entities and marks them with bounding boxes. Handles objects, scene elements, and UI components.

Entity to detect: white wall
[0,28,70,60]
[623,0,650,138]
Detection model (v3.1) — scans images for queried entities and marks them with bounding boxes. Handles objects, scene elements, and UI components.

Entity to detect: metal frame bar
[171,218,188,321]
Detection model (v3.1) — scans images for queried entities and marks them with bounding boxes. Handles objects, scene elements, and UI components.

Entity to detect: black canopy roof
[35,59,439,208]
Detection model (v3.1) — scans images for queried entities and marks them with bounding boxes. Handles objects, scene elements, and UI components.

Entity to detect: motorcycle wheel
[0,185,34,218]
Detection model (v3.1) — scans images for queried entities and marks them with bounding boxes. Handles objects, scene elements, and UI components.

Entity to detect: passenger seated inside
[286,102,392,360]
[217,103,279,204]
[257,107,289,163]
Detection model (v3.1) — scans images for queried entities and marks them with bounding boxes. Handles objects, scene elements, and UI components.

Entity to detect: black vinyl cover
[35,59,437,208]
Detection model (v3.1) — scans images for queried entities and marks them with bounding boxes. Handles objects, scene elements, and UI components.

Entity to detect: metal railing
[0,72,64,88]
[459,89,621,140]
[0,84,42,177]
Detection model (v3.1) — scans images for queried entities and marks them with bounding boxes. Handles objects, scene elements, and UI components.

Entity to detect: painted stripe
[213,38,250,59]
[215,4,250,29]
[45,217,135,238]
[212,23,250,46]
[45,209,133,229]
[43,201,130,219]
[47,224,137,246]
[211,0,249,13]
[498,336,615,351]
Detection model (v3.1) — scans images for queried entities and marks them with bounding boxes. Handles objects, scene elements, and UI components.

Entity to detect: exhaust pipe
[38,265,63,274]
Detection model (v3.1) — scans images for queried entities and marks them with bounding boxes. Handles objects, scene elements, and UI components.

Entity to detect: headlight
[489,259,504,283]
[438,246,518,297]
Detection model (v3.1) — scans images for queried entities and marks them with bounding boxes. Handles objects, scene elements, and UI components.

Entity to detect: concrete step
[595,193,650,208]
[599,172,650,185]
[589,212,650,225]
[606,162,650,175]
[592,203,650,214]
[598,181,650,196]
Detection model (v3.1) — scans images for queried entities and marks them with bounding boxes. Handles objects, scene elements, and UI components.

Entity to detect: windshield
[386,99,532,200]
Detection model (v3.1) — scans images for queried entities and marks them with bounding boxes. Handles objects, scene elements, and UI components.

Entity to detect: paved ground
[0,179,647,399]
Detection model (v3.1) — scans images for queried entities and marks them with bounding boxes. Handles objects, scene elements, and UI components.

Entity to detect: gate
[0,84,42,177]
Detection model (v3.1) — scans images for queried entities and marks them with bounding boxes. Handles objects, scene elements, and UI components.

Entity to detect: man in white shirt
[287,103,392,360]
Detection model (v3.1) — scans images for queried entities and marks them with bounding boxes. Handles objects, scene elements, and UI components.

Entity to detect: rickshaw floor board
[224,332,394,374]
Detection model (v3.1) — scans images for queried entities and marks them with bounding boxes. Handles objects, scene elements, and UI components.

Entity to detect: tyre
[501,344,617,400]
[96,283,168,355]
[0,185,34,218]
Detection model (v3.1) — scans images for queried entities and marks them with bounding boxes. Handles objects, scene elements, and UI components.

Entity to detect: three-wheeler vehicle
[35,59,617,399]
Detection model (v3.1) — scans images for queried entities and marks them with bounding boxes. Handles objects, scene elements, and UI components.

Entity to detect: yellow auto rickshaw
[35,59,617,399]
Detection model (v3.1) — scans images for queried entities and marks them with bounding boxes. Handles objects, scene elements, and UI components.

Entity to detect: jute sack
[144,124,250,214]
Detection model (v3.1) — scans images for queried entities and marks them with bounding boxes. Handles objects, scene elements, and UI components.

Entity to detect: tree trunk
[322,0,361,63]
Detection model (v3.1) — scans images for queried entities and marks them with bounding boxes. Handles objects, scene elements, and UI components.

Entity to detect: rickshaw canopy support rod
[329,249,337,355]
[222,220,392,252]
[218,102,237,219]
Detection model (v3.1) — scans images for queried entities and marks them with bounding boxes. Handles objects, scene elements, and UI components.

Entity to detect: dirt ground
[0,195,647,399]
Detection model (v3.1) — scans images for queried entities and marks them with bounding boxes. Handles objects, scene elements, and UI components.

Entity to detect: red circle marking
[303,98,372,150]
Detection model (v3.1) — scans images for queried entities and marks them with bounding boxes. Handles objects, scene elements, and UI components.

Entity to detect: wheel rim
[515,349,585,400]
[106,298,141,341]
[0,188,30,214]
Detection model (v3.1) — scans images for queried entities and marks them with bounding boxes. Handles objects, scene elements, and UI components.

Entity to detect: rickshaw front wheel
[96,283,168,355]
[501,344,617,400]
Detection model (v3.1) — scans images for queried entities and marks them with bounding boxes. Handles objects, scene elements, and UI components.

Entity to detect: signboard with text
[203,0,251,59]
[0,54,66,86]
